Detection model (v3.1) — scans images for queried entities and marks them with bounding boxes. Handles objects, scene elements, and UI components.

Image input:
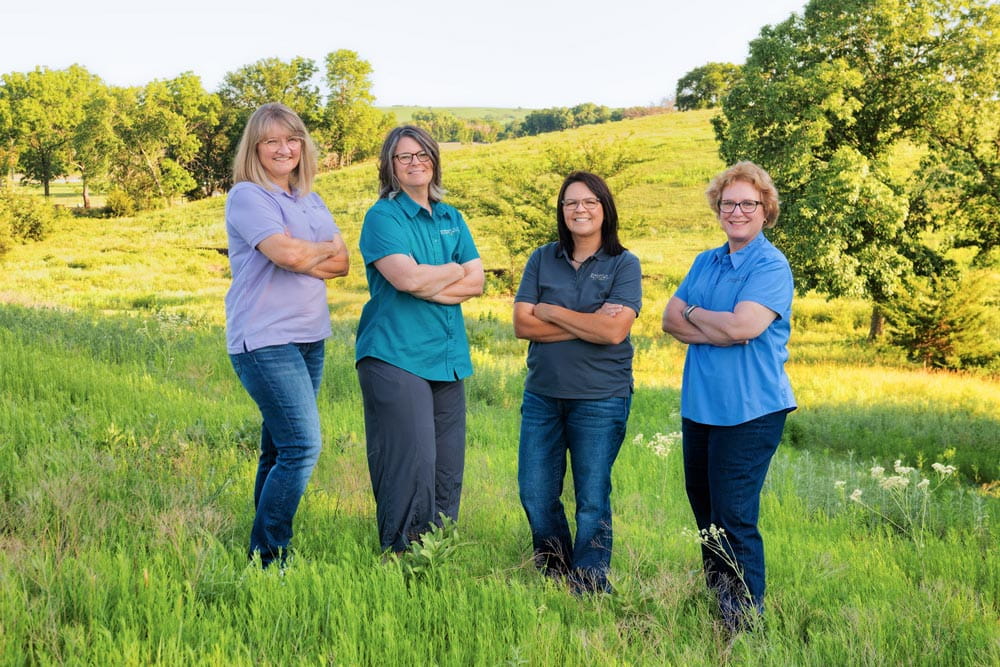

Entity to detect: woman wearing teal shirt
[662,161,796,632]
[356,125,484,554]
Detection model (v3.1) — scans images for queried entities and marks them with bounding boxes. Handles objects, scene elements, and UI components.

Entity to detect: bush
[105,189,137,217]
[0,190,60,256]
[884,271,1000,370]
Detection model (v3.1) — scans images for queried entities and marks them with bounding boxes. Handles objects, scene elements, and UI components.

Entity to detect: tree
[322,49,393,167]
[106,79,198,210]
[2,65,102,196]
[218,57,322,126]
[713,0,998,339]
[455,139,642,286]
[71,86,118,208]
[675,63,742,111]
[520,108,574,136]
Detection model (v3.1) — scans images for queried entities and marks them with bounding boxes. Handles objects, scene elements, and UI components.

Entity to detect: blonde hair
[705,161,780,228]
[232,103,318,196]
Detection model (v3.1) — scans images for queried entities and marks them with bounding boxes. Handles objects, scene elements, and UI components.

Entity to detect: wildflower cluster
[632,431,680,458]
[836,458,958,547]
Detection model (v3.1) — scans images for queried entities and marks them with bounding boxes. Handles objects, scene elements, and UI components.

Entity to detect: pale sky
[3,0,808,108]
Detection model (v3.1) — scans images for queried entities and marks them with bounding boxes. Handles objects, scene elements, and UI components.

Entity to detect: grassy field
[1,110,998,664]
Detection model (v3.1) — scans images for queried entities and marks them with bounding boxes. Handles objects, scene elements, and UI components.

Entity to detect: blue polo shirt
[674,233,796,426]
[224,181,339,354]
[355,192,480,381]
[515,242,642,399]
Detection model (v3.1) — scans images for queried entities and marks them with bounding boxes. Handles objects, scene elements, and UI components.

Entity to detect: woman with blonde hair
[225,102,349,567]
[662,161,795,630]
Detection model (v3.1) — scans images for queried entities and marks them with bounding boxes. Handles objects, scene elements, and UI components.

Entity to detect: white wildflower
[917,478,930,491]
[879,475,910,490]
[931,462,957,477]
[870,465,885,479]
[894,459,915,475]
[849,488,863,502]
[834,480,847,490]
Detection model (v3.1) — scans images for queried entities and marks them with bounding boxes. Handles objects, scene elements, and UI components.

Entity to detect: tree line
[0,50,394,213]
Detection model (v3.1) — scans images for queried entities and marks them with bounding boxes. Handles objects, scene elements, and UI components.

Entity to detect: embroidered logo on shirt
[440,227,460,235]
[590,272,610,281]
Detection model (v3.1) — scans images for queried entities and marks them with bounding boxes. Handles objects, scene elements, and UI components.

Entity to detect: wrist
[683,304,699,322]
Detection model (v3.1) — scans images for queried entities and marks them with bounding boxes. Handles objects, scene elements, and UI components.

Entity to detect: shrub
[0,190,60,256]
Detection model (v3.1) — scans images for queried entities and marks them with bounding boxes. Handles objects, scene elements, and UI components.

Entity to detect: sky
[2,0,809,109]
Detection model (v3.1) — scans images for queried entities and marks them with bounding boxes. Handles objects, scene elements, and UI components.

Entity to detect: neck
[571,236,601,260]
[401,185,431,210]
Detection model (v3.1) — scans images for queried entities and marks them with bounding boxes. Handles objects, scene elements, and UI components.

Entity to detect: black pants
[357,357,466,552]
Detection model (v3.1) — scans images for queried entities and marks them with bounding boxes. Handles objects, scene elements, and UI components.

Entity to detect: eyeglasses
[393,151,432,165]
[259,136,303,151]
[561,198,601,210]
[719,199,763,214]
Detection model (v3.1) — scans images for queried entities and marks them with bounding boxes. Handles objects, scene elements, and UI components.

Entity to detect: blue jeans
[518,390,631,593]
[682,409,788,623]
[230,341,325,567]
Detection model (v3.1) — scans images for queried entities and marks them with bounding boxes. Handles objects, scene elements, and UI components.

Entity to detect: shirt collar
[393,190,443,221]
[556,244,611,261]
[712,233,767,269]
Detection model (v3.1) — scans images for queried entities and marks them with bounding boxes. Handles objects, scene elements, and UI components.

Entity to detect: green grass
[1,110,998,664]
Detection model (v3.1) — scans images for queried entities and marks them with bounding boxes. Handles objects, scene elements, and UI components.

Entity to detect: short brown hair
[705,161,780,228]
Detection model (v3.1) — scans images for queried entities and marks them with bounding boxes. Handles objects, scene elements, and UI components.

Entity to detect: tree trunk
[82,176,91,209]
[868,304,885,341]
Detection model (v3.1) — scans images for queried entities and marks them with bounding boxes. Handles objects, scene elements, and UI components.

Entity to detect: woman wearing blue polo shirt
[225,103,350,568]
[356,125,484,554]
[514,171,642,594]
[662,161,796,630]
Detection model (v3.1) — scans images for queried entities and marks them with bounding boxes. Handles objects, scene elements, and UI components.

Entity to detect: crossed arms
[661,296,776,346]
[514,301,637,345]
[373,254,485,305]
[257,232,350,280]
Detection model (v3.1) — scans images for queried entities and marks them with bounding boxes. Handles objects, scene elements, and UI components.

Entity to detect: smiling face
[255,122,302,190]
[561,181,604,244]
[392,136,435,199]
[718,179,766,252]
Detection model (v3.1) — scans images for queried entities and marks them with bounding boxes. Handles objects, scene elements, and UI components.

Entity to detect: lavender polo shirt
[224,181,339,354]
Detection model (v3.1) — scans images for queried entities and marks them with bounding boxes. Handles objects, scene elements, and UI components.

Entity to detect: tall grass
[1,111,998,664]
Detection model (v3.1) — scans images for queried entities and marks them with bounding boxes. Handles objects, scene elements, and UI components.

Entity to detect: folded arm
[662,295,775,346]
[373,253,467,299]
[515,301,635,345]
[257,232,350,278]
[426,259,485,305]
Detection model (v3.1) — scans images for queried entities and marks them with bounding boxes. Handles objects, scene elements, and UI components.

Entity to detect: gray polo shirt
[515,242,642,399]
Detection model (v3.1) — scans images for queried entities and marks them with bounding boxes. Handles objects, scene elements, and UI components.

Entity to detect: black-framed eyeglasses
[561,198,602,210]
[393,151,432,165]
[719,199,763,214]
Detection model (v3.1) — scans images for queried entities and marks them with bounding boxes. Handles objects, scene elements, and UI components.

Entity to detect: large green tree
[322,49,393,167]
[713,0,998,338]
[2,65,102,196]
[675,62,742,111]
[218,56,322,125]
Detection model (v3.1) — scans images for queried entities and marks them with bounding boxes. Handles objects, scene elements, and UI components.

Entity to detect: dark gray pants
[357,357,466,552]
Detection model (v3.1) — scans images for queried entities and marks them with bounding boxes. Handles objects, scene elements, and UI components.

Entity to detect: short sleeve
[739,256,794,319]
[606,252,642,315]
[227,185,285,250]
[359,204,410,265]
[453,210,480,264]
[514,248,543,304]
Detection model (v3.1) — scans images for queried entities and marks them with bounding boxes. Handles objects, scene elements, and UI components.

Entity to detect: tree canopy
[713,0,1000,338]
[675,62,741,111]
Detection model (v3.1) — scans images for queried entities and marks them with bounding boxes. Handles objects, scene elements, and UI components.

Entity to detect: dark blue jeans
[682,409,788,620]
[230,341,325,567]
[518,390,631,593]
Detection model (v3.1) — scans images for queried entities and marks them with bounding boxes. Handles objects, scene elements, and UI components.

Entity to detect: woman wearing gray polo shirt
[513,171,642,594]
[225,103,349,568]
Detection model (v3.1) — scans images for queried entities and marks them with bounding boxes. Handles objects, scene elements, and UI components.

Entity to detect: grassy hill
[1,110,997,664]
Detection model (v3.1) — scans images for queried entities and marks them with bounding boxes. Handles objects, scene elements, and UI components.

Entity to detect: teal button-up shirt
[355,191,480,381]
